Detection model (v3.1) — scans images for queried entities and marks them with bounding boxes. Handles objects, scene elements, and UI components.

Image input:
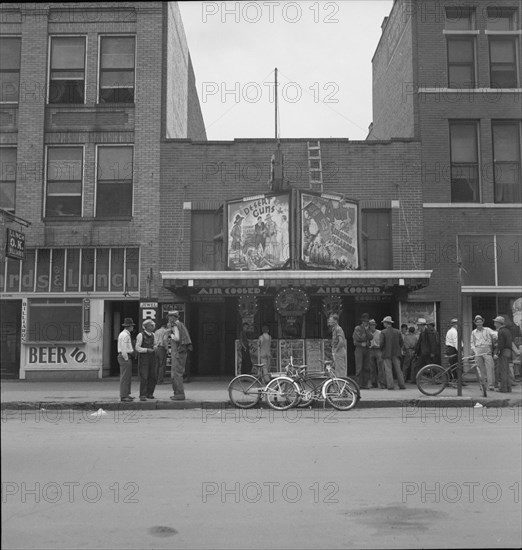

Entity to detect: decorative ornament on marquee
[238,295,258,324]
[322,296,343,318]
[275,288,310,317]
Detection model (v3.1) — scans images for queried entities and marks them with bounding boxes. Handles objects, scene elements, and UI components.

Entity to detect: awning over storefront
[161,270,432,292]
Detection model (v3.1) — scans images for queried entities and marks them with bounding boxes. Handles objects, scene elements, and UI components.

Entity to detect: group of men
[117,310,193,402]
[446,314,515,393]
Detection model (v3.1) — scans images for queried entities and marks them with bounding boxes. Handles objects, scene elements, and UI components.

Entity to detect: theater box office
[162,190,432,376]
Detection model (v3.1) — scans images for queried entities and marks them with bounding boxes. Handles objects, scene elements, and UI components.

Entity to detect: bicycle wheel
[228,375,263,409]
[295,379,315,408]
[341,376,361,402]
[416,364,448,396]
[475,367,488,398]
[265,377,300,411]
[323,378,357,411]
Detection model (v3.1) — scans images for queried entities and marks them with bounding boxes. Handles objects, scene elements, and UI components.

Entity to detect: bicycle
[228,363,271,409]
[416,354,488,397]
[265,357,358,411]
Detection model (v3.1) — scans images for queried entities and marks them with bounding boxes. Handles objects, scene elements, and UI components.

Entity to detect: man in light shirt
[118,317,136,402]
[471,315,496,391]
[168,310,193,400]
[368,319,385,388]
[154,319,170,384]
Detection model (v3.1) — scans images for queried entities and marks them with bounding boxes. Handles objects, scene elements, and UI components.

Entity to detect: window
[450,122,479,202]
[49,36,86,104]
[191,211,224,270]
[45,146,83,217]
[445,7,475,30]
[27,299,83,342]
[361,210,392,269]
[0,148,16,212]
[99,36,135,103]
[447,37,476,88]
[0,37,21,103]
[96,146,133,217]
[486,7,517,30]
[492,122,521,203]
[489,37,518,88]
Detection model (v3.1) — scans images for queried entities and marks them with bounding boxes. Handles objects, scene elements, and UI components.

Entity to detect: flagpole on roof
[274,67,279,143]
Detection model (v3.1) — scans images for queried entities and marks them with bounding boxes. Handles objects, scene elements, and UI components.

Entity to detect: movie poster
[227,193,290,271]
[300,193,358,270]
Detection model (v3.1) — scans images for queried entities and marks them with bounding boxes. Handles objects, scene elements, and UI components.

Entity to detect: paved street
[2,407,521,549]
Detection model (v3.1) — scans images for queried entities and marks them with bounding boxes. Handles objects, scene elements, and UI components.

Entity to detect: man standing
[493,316,512,393]
[136,319,157,401]
[471,315,496,391]
[368,319,385,388]
[353,313,372,389]
[412,318,438,381]
[328,314,347,378]
[402,326,419,383]
[154,318,169,384]
[240,322,253,375]
[380,316,406,390]
[168,310,193,400]
[117,317,136,402]
[445,318,461,384]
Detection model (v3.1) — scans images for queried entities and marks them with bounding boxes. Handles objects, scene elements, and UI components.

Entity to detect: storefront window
[26,298,83,342]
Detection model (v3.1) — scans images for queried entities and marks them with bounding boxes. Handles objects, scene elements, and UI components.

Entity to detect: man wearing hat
[352,313,373,389]
[117,318,136,402]
[444,318,461,384]
[471,315,496,391]
[412,318,438,381]
[136,319,157,401]
[368,319,385,389]
[380,316,406,390]
[493,316,512,393]
[167,310,193,400]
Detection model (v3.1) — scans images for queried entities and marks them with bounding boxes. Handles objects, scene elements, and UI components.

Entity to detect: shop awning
[161,270,432,292]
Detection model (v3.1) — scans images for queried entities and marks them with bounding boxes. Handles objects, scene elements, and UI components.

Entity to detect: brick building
[369,0,522,354]
[0,2,206,379]
[159,138,432,376]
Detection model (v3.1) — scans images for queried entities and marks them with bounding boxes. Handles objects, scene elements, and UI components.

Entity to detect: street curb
[1,398,521,411]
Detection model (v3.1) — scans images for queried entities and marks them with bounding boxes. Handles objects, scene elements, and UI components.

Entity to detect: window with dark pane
[450,122,479,202]
[493,122,521,204]
[96,146,133,218]
[49,36,85,104]
[99,36,135,103]
[0,37,21,103]
[0,148,16,212]
[447,37,475,88]
[489,37,518,88]
[45,147,83,217]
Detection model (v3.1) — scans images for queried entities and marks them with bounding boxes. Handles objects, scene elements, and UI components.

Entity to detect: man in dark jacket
[494,315,512,393]
[412,318,438,381]
[380,316,406,390]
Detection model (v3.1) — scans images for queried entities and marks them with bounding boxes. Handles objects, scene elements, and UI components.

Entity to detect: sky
[178,0,394,141]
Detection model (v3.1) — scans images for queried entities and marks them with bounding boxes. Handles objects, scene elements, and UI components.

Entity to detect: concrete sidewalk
[1,376,521,410]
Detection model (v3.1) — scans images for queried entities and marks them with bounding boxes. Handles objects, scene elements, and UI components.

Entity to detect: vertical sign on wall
[21,298,27,342]
[140,300,159,329]
[83,298,91,332]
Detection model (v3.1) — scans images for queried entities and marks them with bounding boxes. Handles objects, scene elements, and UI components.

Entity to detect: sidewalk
[1,377,521,410]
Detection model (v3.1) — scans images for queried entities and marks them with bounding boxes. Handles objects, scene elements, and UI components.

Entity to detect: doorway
[0,300,21,379]
[106,300,139,376]
[193,304,225,375]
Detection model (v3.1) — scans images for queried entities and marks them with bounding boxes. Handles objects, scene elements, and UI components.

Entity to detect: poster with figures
[399,302,437,327]
[227,193,290,271]
[300,192,358,270]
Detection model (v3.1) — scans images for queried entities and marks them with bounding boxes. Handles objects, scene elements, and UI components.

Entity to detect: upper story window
[489,37,518,88]
[99,36,135,103]
[49,36,86,104]
[45,146,83,218]
[492,121,521,204]
[0,147,16,212]
[0,37,21,103]
[361,210,392,269]
[449,121,480,203]
[96,145,133,218]
[445,7,475,30]
[486,7,517,30]
[447,37,476,88]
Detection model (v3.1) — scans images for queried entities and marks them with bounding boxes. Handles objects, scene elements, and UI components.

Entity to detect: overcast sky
[178,0,394,141]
